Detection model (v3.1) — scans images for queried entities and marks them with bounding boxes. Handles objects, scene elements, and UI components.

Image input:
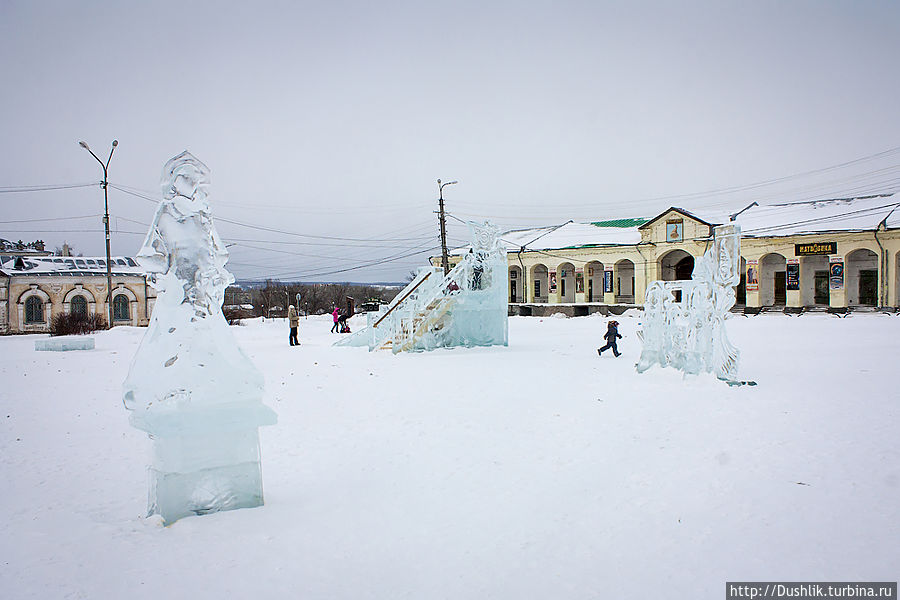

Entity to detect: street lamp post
[437,179,457,276]
[78,139,118,328]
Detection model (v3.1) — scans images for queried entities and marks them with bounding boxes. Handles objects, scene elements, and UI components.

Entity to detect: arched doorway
[799,255,830,306]
[659,250,694,281]
[846,248,878,306]
[558,262,575,303]
[615,259,635,303]
[760,253,787,306]
[531,264,548,303]
[585,261,604,302]
[508,266,523,303]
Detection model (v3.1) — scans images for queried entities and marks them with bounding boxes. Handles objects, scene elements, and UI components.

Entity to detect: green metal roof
[590,218,648,228]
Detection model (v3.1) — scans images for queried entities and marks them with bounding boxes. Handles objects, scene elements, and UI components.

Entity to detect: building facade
[440,197,900,314]
[0,255,155,334]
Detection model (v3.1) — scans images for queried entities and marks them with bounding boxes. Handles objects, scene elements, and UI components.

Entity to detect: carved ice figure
[637,224,742,382]
[339,221,508,352]
[123,151,276,525]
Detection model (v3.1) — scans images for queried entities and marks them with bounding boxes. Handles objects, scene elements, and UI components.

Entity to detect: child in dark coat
[597,320,622,357]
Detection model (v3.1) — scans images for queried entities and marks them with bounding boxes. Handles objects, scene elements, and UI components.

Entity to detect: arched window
[71,295,88,318]
[25,296,44,323]
[113,294,130,321]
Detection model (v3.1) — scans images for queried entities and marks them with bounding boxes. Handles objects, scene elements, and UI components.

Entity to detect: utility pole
[437,179,457,276]
[79,139,118,328]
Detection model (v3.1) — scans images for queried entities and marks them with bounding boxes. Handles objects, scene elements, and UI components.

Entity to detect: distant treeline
[224,280,402,318]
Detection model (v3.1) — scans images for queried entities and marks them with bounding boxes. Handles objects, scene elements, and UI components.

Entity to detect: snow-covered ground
[2,312,898,599]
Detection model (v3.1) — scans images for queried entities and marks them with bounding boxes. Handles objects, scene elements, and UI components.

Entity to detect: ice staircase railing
[368,254,477,352]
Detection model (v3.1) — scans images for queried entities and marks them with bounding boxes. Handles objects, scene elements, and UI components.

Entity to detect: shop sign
[829,256,844,290]
[745,259,759,291]
[795,242,836,256]
[603,267,614,293]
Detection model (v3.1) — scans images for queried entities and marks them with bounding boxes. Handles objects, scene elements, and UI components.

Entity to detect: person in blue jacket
[597,320,622,357]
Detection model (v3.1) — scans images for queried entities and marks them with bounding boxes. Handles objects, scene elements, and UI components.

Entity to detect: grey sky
[2,0,899,282]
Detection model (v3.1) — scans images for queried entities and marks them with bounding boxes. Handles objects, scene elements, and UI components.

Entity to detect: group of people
[286,305,353,347]
[330,306,350,334]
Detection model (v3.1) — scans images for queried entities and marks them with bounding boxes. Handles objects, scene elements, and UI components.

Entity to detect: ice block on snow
[35,336,95,351]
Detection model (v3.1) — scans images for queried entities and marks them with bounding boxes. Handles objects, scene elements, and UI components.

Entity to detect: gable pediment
[639,207,714,244]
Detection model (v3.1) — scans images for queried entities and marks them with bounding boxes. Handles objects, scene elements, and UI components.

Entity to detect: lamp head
[112,140,118,147]
[78,141,90,151]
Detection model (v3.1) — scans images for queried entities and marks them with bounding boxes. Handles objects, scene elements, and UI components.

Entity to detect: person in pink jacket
[331,306,340,333]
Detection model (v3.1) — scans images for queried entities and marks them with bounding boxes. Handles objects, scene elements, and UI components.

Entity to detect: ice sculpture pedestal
[131,404,274,525]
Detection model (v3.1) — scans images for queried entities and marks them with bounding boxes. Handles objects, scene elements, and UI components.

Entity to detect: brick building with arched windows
[0,254,155,334]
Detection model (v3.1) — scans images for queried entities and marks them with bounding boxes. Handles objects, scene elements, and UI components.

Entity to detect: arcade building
[441,195,900,315]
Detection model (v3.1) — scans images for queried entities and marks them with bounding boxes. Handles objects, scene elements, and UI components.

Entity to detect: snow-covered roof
[722,194,900,237]
[0,255,146,277]
[449,193,900,255]
[451,219,647,255]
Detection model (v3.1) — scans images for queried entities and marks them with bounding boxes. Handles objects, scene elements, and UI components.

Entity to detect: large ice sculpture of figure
[123,151,276,525]
[338,221,508,352]
[636,223,742,382]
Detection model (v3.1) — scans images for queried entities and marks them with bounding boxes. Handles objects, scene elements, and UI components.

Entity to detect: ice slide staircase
[364,256,479,353]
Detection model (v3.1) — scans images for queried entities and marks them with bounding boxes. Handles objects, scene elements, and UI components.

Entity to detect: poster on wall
[603,268,614,293]
[786,259,800,291]
[575,271,584,293]
[549,271,557,292]
[829,256,844,290]
[746,259,759,291]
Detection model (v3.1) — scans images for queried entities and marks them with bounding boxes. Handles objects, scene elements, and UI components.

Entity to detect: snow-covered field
[2,312,898,599]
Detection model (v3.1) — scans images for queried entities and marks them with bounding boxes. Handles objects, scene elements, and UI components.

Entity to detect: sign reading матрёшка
[795,242,837,256]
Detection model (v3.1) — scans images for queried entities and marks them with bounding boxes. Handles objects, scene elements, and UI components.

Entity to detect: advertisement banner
[549,271,557,292]
[575,271,584,293]
[746,259,759,292]
[603,269,613,294]
[786,261,800,291]
[829,257,844,290]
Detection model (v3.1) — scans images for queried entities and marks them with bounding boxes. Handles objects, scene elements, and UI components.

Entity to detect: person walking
[330,306,340,333]
[288,305,300,346]
[597,320,622,357]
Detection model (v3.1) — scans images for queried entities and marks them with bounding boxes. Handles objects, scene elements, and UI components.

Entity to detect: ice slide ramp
[335,221,508,353]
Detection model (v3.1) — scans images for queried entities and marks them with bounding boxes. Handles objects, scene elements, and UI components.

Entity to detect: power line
[0,182,99,193]
[0,214,102,224]
[251,244,441,280]
[108,182,439,244]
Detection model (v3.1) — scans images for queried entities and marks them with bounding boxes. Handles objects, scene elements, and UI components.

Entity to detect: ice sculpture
[123,151,276,525]
[637,223,742,382]
[338,221,508,352]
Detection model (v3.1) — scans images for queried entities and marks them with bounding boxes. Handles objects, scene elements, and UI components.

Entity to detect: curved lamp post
[78,139,118,328]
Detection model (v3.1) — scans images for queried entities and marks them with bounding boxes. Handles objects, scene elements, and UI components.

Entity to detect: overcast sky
[2,1,899,283]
